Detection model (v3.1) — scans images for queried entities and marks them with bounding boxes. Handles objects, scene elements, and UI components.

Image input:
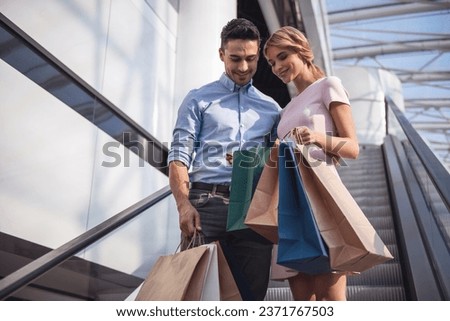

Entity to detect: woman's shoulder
[320,76,344,88]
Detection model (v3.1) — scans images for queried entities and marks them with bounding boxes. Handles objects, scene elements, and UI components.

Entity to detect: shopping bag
[216,241,242,300]
[290,139,393,272]
[270,245,299,281]
[197,243,220,300]
[179,233,241,300]
[276,141,331,274]
[244,144,279,244]
[135,243,220,300]
[227,147,270,232]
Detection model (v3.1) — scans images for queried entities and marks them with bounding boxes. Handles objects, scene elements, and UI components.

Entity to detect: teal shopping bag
[277,141,330,274]
[227,147,270,232]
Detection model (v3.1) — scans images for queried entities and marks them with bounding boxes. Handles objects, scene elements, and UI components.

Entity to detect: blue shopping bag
[277,141,330,274]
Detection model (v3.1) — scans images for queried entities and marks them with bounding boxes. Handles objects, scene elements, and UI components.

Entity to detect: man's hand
[177,199,202,236]
[169,161,202,237]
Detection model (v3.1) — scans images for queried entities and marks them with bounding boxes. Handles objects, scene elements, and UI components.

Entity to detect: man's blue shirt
[168,73,281,184]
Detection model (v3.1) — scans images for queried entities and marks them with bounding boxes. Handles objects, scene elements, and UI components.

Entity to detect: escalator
[265,144,406,301]
[2,134,448,301]
[0,232,143,300]
[1,12,449,301]
[0,187,174,301]
[339,145,405,300]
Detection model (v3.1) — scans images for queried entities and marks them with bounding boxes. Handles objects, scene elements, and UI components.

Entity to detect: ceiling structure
[257,0,450,171]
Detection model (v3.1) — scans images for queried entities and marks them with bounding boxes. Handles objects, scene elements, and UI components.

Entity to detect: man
[168,18,281,300]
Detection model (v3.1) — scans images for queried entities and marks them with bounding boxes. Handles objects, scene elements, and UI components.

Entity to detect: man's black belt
[191,182,230,194]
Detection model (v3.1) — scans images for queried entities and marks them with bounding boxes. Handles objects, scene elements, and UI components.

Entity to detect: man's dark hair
[220,18,260,49]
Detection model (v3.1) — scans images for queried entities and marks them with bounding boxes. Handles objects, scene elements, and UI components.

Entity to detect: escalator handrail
[386,97,450,211]
[385,135,448,299]
[0,185,172,300]
[0,12,168,175]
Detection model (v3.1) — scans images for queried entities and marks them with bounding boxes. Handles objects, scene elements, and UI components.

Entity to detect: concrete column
[174,0,236,109]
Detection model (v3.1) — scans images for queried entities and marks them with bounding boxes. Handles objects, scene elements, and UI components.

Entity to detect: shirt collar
[219,73,253,92]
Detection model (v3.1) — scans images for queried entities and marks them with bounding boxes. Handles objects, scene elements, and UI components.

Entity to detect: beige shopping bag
[270,244,298,281]
[145,229,242,301]
[216,241,242,300]
[135,244,216,300]
[293,141,393,272]
[244,145,279,244]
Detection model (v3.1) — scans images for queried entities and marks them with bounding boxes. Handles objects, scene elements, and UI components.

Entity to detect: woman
[264,26,359,301]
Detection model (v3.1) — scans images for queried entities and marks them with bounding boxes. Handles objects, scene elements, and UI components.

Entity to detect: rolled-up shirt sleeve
[167,90,201,168]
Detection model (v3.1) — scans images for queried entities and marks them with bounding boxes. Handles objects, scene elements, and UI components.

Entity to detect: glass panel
[387,104,450,252]
[403,142,450,250]
[8,194,180,301]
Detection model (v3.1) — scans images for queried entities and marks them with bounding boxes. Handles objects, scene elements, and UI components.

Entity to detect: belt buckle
[212,184,230,195]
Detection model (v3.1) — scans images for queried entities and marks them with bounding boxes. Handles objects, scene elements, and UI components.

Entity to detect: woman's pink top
[277,76,350,165]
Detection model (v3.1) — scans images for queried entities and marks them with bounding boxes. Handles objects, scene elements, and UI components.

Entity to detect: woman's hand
[291,126,324,146]
[290,102,360,160]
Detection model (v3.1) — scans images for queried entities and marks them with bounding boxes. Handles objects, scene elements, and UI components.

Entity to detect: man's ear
[219,48,225,62]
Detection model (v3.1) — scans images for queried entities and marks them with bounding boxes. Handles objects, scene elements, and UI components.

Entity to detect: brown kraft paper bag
[215,241,242,300]
[181,233,241,300]
[244,144,279,244]
[135,245,211,300]
[294,142,393,273]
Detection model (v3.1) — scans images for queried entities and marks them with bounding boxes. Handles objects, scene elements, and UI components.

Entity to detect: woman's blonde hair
[264,26,325,79]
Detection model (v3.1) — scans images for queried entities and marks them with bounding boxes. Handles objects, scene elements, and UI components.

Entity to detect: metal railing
[386,97,450,211]
[0,185,172,300]
[385,97,450,300]
[0,13,168,175]
[0,12,178,300]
